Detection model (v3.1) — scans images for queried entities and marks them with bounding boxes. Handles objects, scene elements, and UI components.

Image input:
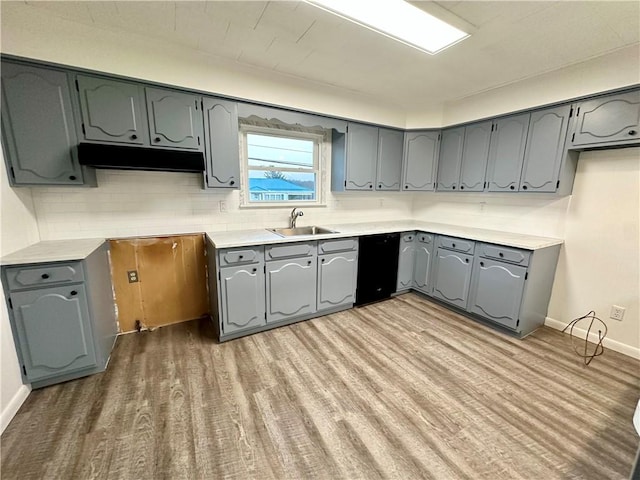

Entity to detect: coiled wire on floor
[562,310,607,365]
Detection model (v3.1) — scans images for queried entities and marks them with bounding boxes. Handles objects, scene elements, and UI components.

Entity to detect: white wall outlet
[219,200,227,213]
[610,305,626,321]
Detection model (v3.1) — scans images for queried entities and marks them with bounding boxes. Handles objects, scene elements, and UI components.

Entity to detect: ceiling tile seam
[254,2,270,30]
[296,20,317,44]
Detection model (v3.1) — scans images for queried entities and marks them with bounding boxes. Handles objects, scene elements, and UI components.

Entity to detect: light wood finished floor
[2,293,639,479]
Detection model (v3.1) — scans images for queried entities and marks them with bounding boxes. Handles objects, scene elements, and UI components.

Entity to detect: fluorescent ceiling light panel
[305,0,469,54]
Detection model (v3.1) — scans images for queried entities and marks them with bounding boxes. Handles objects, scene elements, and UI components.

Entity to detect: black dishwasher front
[355,233,400,306]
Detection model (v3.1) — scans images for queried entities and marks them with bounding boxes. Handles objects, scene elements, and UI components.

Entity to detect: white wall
[0,152,39,433]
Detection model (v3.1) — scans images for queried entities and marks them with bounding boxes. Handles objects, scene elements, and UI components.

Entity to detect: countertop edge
[0,238,107,266]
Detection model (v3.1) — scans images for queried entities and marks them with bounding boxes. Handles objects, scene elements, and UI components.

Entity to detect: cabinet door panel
[436,127,465,191]
[203,98,240,188]
[413,234,434,294]
[11,285,96,381]
[146,88,202,150]
[460,121,491,192]
[266,257,317,323]
[376,128,403,190]
[468,258,526,329]
[397,233,416,291]
[572,91,640,147]
[77,76,146,145]
[1,63,83,185]
[346,123,377,190]
[486,114,529,192]
[317,252,357,310]
[402,131,439,191]
[520,105,571,192]
[432,249,473,309]
[219,264,266,334]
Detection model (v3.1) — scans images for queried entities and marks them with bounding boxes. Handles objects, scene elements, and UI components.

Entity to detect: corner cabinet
[402,130,440,191]
[412,233,434,294]
[1,244,118,388]
[202,97,240,189]
[1,62,93,186]
[396,232,416,292]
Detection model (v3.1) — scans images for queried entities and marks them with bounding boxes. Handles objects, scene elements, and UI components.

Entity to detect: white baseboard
[0,384,30,434]
[545,316,640,360]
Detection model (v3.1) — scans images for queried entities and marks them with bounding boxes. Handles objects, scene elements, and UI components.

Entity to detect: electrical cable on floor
[561,310,607,365]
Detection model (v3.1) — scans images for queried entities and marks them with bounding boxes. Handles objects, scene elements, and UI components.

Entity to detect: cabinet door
[459,121,491,192]
[436,127,465,191]
[203,98,240,188]
[571,91,640,147]
[346,123,377,190]
[1,63,83,185]
[413,233,434,294]
[397,233,416,291]
[77,75,147,145]
[145,88,203,151]
[219,264,266,334]
[519,105,571,193]
[11,285,97,382]
[376,128,403,191]
[266,257,317,323]
[317,251,358,310]
[431,249,473,309]
[402,131,439,191]
[486,114,530,192]
[468,257,526,329]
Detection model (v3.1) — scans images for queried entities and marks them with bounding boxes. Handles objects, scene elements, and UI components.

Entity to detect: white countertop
[206,220,563,250]
[0,238,106,266]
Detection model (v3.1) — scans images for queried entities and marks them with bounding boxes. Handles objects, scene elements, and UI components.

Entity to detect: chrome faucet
[289,207,304,228]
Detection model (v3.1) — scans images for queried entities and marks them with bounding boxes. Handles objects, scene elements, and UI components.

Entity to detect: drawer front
[218,246,263,267]
[266,242,317,261]
[318,238,358,255]
[416,232,433,244]
[437,235,475,253]
[6,262,84,290]
[479,243,531,266]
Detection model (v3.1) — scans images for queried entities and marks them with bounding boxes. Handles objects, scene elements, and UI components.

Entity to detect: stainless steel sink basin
[267,226,338,237]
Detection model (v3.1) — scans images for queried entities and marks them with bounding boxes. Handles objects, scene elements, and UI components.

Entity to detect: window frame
[239,123,327,208]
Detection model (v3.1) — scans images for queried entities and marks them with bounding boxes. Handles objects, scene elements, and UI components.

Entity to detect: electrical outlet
[219,200,227,213]
[610,305,625,321]
[127,270,139,283]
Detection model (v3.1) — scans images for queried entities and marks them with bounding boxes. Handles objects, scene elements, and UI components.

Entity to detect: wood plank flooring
[2,293,639,479]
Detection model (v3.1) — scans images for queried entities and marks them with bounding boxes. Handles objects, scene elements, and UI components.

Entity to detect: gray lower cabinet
[402,130,440,191]
[266,256,317,323]
[431,247,474,309]
[219,263,266,335]
[1,62,90,186]
[570,90,640,148]
[317,251,358,310]
[145,87,203,151]
[203,97,240,189]
[396,232,416,292]
[1,244,117,388]
[459,121,492,192]
[468,257,526,329]
[486,113,530,192]
[376,128,403,191]
[76,75,148,145]
[436,127,465,191]
[345,122,378,190]
[412,233,434,294]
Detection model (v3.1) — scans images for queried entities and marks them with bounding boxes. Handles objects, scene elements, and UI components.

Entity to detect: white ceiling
[8,1,640,112]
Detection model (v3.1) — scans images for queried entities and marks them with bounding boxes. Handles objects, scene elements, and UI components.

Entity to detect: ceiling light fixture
[304,0,469,55]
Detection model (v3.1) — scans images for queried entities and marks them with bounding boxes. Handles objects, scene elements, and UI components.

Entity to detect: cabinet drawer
[5,262,84,290]
[437,236,475,253]
[416,232,433,244]
[218,246,263,267]
[266,242,317,261]
[318,238,358,255]
[478,243,531,266]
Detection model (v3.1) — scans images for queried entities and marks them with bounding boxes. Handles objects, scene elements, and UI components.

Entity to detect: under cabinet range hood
[78,143,205,173]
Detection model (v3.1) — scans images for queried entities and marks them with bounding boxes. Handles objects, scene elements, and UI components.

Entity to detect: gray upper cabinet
[519,105,571,193]
[219,263,266,335]
[145,88,203,151]
[76,75,147,145]
[203,97,240,189]
[1,62,85,186]
[266,256,317,323]
[570,90,640,148]
[413,233,434,294]
[431,248,473,309]
[346,123,377,190]
[459,121,492,192]
[376,128,403,191]
[486,113,530,192]
[468,257,527,330]
[402,130,440,191]
[396,232,416,292]
[436,127,465,191]
[317,251,358,310]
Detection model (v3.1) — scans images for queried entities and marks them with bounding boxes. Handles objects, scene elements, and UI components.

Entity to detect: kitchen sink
[267,226,338,237]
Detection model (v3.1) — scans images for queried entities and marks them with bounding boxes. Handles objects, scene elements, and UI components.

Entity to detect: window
[240,125,324,206]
